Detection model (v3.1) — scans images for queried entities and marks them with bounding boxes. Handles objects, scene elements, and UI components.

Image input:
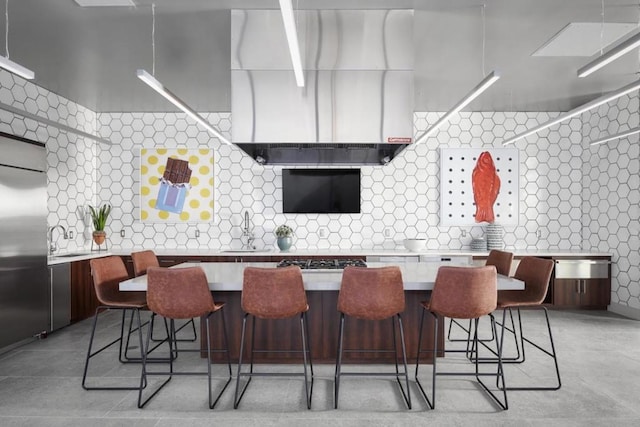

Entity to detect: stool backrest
[242,266,307,319]
[147,267,216,319]
[90,256,130,306]
[338,266,405,320]
[512,257,555,305]
[131,250,159,277]
[429,266,497,319]
[486,249,514,276]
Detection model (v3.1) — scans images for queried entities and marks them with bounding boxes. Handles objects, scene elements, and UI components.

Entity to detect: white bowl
[404,238,427,252]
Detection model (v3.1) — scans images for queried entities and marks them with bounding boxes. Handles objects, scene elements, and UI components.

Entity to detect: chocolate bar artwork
[154,157,192,214]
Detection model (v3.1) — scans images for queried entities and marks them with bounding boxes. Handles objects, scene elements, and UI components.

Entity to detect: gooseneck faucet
[241,211,255,250]
[48,225,68,255]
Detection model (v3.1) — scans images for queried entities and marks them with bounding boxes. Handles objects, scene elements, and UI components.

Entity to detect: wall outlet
[383,228,392,238]
[319,228,326,238]
[536,229,542,239]
[67,230,74,239]
[120,229,126,238]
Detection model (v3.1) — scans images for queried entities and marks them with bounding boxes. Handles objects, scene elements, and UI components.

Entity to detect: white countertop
[48,247,611,265]
[119,261,525,292]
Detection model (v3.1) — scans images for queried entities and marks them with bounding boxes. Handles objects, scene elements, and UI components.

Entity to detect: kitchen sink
[221,249,271,253]
[51,252,92,258]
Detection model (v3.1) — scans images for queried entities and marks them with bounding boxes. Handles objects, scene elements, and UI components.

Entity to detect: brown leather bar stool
[131,250,197,342]
[138,266,232,408]
[82,256,149,390]
[415,265,507,410]
[488,256,560,391]
[335,266,411,410]
[234,266,313,409]
[448,249,514,343]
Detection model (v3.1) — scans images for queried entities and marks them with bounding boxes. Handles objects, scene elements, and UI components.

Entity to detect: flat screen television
[282,168,361,214]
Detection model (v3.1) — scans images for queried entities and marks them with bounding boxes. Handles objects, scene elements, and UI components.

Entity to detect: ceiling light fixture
[137,70,232,146]
[503,78,640,145]
[588,125,640,145]
[136,4,231,146]
[0,0,34,80]
[0,101,111,144]
[415,71,500,144]
[578,31,640,77]
[279,0,305,87]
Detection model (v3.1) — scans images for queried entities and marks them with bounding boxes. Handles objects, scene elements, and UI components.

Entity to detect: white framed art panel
[440,147,519,226]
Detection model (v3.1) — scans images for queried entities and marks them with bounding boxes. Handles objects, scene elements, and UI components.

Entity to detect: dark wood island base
[202,290,444,364]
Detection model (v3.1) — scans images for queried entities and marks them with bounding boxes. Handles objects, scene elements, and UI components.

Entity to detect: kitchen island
[120,261,524,364]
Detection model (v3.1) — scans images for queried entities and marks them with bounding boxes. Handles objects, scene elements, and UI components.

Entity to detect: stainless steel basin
[220,249,270,253]
[51,252,91,258]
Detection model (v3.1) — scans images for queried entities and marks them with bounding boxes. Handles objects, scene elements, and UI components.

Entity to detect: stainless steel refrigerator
[0,132,48,350]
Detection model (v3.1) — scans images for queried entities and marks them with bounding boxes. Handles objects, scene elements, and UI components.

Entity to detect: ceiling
[6,0,640,113]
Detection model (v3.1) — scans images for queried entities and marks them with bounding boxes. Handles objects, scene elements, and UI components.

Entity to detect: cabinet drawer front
[555,260,609,279]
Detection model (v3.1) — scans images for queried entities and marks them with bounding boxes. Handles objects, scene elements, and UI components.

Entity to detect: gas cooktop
[277,259,367,270]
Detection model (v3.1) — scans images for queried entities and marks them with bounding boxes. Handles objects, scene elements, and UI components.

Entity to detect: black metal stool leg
[334,313,345,409]
[234,313,251,409]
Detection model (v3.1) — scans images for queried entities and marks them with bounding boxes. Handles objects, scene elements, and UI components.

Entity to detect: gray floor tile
[0,309,639,425]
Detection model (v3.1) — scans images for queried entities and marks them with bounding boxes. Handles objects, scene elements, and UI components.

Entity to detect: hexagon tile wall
[582,93,640,316]
[96,110,583,254]
[0,69,95,254]
[2,66,637,318]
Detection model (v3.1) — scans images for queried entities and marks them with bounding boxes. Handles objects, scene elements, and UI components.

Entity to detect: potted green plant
[89,203,111,245]
[275,224,294,252]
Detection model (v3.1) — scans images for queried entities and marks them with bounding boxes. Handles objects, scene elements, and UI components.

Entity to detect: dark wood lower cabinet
[70,259,100,323]
[553,278,611,309]
[202,290,442,364]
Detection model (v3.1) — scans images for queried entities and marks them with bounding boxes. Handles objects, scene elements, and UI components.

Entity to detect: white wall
[582,93,640,318]
[0,70,96,253]
[2,68,637,318]
[95,111,583,253]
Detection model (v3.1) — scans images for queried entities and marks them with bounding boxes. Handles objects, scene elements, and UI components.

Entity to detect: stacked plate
[485,223,504,250]
[471,238,487,251]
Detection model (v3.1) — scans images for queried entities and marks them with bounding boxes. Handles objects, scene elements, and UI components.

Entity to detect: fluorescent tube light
[279,0,305,87]
[578,32,640,77]
[136,69,232,146]
[1,101,111,144]
[589,126,640,146]
[415,71,500,144]
[0,55,34,80]
[503,78,640,145]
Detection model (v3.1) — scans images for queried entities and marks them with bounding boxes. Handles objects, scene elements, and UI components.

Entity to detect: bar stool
[234,266,313,409]
[82,256,149,390]
[448,249,514,343]
[131,250,197,342]
[415,265,507,410]
[491,256,560,391]
[334,266,411,410]
[138,266,232,408]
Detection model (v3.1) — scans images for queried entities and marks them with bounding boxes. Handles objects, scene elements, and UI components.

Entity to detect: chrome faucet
[48,225,68,255]
[240,211,255,250]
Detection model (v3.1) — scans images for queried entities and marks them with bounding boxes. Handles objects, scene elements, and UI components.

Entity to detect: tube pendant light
[503,78,640,145]
[578,32,640,78]
[589,126,640,146]
[415,71,500,145]
[136,4,231,146]
[137,70,232,146]
[279,0,305,87]
[0,0,34,80]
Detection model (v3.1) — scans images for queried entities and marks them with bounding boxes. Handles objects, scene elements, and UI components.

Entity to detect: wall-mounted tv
[282,168,361,214]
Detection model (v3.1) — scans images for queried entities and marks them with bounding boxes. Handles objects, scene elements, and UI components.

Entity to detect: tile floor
[0,309,638,426]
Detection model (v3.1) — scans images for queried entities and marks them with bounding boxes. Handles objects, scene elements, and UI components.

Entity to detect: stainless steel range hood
[231,9,414,165]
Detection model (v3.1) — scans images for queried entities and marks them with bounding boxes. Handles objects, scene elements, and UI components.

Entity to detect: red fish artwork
[472,151,501,223]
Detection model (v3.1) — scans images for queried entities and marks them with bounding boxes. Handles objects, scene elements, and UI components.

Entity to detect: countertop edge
[48,247,612,265]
